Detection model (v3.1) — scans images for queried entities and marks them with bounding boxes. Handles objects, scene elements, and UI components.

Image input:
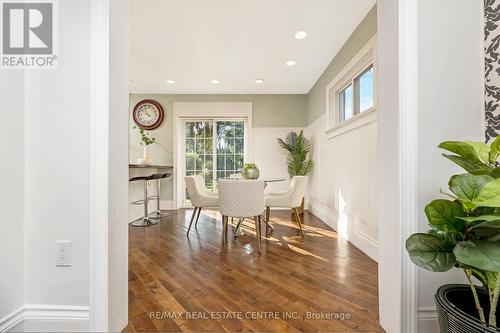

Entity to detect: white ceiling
[129,0,376,94]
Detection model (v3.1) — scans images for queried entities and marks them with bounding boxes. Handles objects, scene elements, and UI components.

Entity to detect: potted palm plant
[406,138,500,332]
[277,130,314,214]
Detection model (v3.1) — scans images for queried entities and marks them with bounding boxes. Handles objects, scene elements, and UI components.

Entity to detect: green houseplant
[277,130,314,213]
[133,126,156,164]
[406,138,500,331]
[277,130,314,178]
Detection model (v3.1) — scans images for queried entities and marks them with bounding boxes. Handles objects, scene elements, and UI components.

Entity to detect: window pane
[235,122,244,137]
[358,66,374,112]
[205,154,213,170]
[186,139,194,153]
[339,85,353,122]
[235,138,244,154]
[186,122,195,138]
[194,122,204,138]
[225,155,235,171]
[204,138,213,153]
[186,154,195,170]
[235,154,244,169]
[204,122,213,137]
[195,139,204,154]
[195,155,204,170]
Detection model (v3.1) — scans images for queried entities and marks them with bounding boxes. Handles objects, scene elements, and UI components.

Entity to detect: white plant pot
[137,145,152,165]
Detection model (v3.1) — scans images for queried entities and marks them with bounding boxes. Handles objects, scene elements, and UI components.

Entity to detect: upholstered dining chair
[264,176,308,237]
[218,179,265,253]
[185,175,218,235]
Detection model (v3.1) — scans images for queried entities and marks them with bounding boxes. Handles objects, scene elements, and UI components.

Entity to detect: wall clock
[132,99,165,130]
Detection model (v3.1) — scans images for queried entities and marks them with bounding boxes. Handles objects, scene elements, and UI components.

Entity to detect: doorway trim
[89,0,110,330]
[172,102,253,209]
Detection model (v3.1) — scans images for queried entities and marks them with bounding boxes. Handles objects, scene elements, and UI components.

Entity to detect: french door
[182,119,247,204]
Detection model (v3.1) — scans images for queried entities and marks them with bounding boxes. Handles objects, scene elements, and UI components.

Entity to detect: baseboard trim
[0,305,89,332]
[307,196,378,262]
[160,199,174,210]
[418,306,439,333]
[0,307,24,332]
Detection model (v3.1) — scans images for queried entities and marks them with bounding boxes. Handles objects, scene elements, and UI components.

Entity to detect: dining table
[230,177,287,236]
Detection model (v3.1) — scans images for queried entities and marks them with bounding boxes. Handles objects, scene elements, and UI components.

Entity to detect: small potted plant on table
[134,126,156,165]
[406,138,500,332]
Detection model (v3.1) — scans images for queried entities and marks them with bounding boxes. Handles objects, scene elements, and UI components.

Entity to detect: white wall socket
[55,240,72,267]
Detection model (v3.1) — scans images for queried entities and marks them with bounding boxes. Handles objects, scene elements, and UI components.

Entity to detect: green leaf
[469,220,500,231]
[454,240,500,272]
[424,199,464,232]
[490,136,500,164]
[457,214,500,223]
[474,178,500,207]
[449,174,494,209]
[491,167,500,179]
[439,141,489,166]
[442,154,486,173]
[406,233,456,272]
[464,141,490,164]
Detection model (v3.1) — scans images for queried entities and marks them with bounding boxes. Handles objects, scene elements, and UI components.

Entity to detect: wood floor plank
[124,209,383,333]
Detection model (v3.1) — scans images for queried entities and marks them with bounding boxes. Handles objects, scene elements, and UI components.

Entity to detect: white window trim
[325,35,378,139]
[173,102,253,209]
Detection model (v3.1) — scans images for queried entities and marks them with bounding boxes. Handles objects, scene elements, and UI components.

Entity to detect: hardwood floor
[125,209,382,333]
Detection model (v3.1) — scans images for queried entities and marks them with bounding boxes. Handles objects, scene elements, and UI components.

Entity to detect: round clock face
[133,100,164,130]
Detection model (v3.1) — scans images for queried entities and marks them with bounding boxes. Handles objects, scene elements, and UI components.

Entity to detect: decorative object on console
[133,99,165,130]
[134,126,156,165]
[277,130,314,214]
[241,163,260,179]
[406,138,500,332]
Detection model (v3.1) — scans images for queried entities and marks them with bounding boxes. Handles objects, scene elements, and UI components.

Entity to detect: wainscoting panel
[304,114,379,262]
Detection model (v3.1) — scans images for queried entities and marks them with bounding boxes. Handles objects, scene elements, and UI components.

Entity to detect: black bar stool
[129,174,159,227]
[148,173,171,220]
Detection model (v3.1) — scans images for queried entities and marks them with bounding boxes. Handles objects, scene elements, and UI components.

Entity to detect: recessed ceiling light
[211,79,220,84]
[166,80,175,84]
[256,79,264,84]
[286,60,296,66]
[294,31,308,39]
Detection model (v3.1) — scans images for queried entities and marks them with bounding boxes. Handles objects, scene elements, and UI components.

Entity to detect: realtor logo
[1,1,57,68]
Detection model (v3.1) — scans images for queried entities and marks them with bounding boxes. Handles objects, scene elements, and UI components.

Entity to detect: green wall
[306,5,377,125]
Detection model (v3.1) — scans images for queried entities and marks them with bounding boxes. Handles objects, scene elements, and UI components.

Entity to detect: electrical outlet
[55,240,72,267]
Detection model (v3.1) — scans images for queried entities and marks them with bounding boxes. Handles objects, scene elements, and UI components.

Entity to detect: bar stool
[129,174,159,227]
[148,173,171,220]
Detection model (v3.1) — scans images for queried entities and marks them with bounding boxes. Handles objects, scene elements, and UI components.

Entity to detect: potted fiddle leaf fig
[277,130,314,214]
[406,137,500,332]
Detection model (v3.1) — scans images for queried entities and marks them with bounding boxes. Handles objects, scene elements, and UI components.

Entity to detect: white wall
[304,115,379,261]
[0,0,93,331]
[252,127,303,194]
[416,1,484,332]
[0,72,25,329]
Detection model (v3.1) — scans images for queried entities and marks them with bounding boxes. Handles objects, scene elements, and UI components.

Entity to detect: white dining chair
[218,179,265,253]
[264,176,308,237]
[185,175,218,235]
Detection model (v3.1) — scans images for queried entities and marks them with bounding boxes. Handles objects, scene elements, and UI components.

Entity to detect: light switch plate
[55,240,72,267]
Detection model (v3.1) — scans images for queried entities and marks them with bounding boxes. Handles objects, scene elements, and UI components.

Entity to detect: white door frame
[88,1,419,332]
[89,0,110,330]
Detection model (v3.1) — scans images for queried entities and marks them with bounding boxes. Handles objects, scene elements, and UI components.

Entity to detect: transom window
[325,36,377,136]
[338,64,374,123]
